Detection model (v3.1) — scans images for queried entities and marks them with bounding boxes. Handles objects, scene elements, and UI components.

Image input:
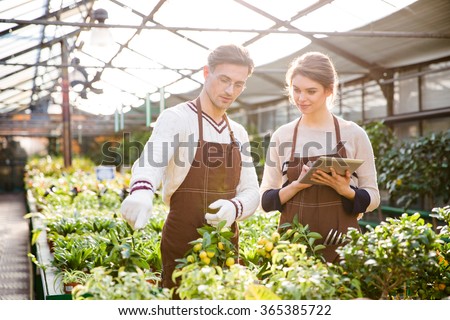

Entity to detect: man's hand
[120,189,154,229]
[204,199,236,228]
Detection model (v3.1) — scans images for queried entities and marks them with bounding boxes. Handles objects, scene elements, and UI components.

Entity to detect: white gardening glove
[204,199,236,228]
[120,189,153,230]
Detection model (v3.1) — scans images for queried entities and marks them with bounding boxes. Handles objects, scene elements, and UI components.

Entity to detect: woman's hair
[207,44,254,76]
[285,51,339,106]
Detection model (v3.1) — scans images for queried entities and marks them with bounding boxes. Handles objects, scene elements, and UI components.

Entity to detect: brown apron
[281,115,360,263]
[160,98,241,289]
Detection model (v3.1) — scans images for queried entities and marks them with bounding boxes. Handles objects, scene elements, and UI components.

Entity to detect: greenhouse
[0,0,449,311]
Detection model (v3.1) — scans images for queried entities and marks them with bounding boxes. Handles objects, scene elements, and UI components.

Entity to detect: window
[394,70,419,114]
[393,121,419,141]
[422,62,450,110]
[423,117,450,135]
[364,81,387,119]
[340,84,362,122]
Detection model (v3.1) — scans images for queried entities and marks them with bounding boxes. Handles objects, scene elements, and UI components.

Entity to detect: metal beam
[2,18,449,39]
[381,107,450,124]
[0,0,94,38]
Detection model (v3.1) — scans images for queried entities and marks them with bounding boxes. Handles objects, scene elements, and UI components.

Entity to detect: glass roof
[1,0,441,118]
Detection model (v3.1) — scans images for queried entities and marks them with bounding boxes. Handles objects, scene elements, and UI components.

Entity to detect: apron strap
[332,115,348,158]
[194,97,236,144]
[290,116,302,161]
[194,97,204,142]
[223,114,237,144]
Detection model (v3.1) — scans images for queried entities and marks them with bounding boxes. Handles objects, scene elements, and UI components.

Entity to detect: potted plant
[54,269,90,294]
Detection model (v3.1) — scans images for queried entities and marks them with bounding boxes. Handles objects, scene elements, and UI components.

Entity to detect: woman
[260,52,380,263]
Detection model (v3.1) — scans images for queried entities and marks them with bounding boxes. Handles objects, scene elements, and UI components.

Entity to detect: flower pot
[63,282,80,294]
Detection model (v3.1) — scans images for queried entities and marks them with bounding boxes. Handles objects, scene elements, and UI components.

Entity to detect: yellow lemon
[264,241,274,252]
[258,248,267,256]
[201,256,211,265]
[193,243,202,252]
[271,232,280,243]
[199,251,207,259]
[257,237,267,245]
[218,242,224,250]
[225,257,235,267]
[285,229,293,237]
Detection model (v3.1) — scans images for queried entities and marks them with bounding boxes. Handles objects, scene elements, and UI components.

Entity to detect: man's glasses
[212,73,246,93]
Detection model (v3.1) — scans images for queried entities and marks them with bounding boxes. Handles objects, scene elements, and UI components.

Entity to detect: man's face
[204,63,248,111]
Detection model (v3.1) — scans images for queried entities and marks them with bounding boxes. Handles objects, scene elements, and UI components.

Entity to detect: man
[120,44,260,288]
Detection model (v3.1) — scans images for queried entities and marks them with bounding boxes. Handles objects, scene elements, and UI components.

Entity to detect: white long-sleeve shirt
[130,102,260,220]
[260,115,380,213]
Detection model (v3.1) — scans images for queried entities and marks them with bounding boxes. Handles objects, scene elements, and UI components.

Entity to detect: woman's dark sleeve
[341,186,371,215]
[261,189,283,212]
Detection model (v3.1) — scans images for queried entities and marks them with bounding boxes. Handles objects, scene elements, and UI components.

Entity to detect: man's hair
[207,44,254,76]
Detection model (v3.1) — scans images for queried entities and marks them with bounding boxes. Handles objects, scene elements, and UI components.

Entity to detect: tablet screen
[299,156,364,185]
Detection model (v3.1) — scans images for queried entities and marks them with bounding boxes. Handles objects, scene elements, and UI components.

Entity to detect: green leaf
[314,244,326,251]
[202,232,212,248]
[217,220,227,230]
[244,284,281,300]
[307,232,323,239]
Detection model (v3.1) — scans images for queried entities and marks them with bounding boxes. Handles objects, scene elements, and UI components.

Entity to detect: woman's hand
[311,167,355,200]
[291,164,313,190]
[279,164,312,205]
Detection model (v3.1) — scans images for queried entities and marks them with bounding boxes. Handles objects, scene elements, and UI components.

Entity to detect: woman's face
[290,74,332,115]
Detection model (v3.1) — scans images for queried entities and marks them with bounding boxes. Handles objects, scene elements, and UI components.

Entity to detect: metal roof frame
[0,0,449,137]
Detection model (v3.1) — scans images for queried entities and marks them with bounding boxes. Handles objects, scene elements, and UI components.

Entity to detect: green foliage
[361,120,395,171]
[72,267,171,300]
[24,155,96,178]
[279,215,325,258]
[263,243,360,300]
[338,213,442,299]
[46,216,84,237]
[247,215,324,280]
[429,206,450,298]
[51,234,98,271]
[76,191,99,207]
[49,221,158,275]
[99,189,122,209]
[238,210,278,268]
[26,155,450,300]
[175,221,238,269]
[245,284,281,300]
[378,130,450,209]
[54,269,91,293]
[174,264,257,300]
[431,205,450,228]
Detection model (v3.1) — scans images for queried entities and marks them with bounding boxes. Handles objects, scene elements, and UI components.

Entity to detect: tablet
[299,156,364,185]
